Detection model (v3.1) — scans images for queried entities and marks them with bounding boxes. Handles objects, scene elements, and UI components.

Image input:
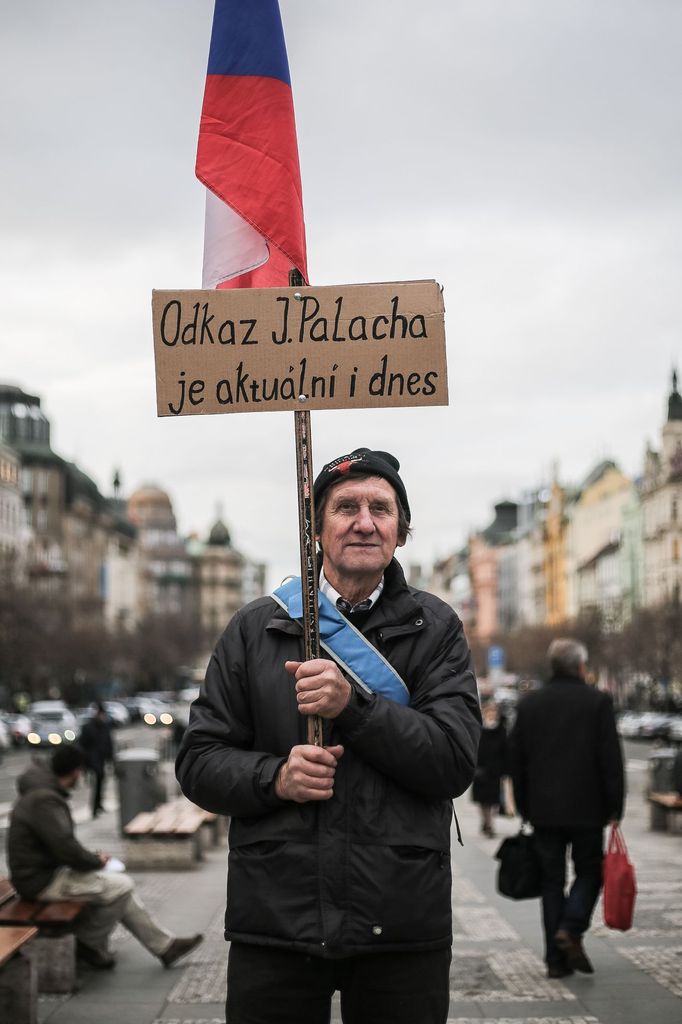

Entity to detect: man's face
[318,476,404,582]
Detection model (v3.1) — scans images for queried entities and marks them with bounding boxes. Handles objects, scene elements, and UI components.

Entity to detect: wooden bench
[0,925,37,965]
[0,878,86,993]
[0,925,38,1024]
[123,797,223,868]
[649,791,682,833]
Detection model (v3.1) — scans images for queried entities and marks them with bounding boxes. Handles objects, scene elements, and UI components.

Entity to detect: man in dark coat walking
[509,638,625,978]
[78,702,114,817]
[177,447,481,1024]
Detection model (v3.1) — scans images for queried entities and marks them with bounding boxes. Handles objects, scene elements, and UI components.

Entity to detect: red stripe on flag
[197,74,307,286]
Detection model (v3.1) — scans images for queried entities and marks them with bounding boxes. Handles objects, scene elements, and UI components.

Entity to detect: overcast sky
[2,0,681,588]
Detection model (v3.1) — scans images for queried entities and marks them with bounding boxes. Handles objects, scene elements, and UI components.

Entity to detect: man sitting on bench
[6,745,203,970]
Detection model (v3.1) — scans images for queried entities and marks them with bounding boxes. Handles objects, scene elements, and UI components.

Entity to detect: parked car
[617,712,644,739]
[637,712,672,741]
[29,700,69,715]
[27,702,78,746]
[74,706,97,730]
[121,696,143,722]
[667,715,682,743]
[103,701,130,727]
[178,686,200,704]
[3,712,32,746]
[139,698,175,728]
[0,717,10,760]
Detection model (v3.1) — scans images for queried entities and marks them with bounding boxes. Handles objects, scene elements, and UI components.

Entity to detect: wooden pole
[290,268,323,747]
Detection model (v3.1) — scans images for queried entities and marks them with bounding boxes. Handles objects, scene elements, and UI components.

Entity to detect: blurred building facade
[189,510,266,647]
[0,438,22,566]
[3,373,682,662]
[416,371,679,649]
[640,371,682,606]
[0,382,268,642]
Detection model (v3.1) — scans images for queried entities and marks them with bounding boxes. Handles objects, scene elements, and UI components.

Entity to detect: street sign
[487,645,505,671]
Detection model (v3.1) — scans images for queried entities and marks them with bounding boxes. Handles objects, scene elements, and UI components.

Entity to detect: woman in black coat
[471,701,511,837]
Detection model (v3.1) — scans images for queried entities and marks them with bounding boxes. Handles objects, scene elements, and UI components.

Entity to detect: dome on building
[208,517,231,547]
[127,484,176,530]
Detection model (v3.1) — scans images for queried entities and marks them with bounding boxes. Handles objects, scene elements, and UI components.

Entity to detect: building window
[673,497,678,523]
[674,539,679,563]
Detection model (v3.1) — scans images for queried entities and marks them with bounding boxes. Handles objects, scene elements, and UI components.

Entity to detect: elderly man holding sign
[176,447,481,1024]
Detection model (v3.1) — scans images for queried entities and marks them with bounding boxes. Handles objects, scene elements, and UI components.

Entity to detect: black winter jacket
[471,722,509,806]
[509,673,625,828]
[176,559,481,957]
[7,763,101,899]
[78,717,113,773]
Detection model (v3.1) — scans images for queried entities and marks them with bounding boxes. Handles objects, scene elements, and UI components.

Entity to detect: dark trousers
[90,769,105,815]
[226,942,452,1024]
[533,826,603,967]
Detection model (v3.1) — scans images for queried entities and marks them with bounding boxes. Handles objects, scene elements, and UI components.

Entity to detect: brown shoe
[555,929,594,974]
[76,940,116,969]
[160,933,203,968]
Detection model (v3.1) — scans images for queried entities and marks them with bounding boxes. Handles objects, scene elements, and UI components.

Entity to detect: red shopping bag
[602,824,636,931]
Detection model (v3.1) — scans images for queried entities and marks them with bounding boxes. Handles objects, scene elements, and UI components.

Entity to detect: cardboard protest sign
[152,280,447,417]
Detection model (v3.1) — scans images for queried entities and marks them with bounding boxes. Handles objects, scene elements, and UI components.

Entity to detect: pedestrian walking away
[176,446,482,1024]
[78,701,114,818]
[509,638,625,979]
[6,744,203,970]
[471,700,513,838]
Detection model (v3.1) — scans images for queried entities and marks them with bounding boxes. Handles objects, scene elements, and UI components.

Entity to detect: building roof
[0,383,41,405]
[481,500,518,545]
[668,369,682,422]
[65,462,106,510]
[578,538,621,573]
[8,439,64,466]
[208,517,231,547]
[579,459,618,492]
[127,484,176,529]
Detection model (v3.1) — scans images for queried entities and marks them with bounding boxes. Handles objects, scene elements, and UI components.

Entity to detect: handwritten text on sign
[151,280,448,417]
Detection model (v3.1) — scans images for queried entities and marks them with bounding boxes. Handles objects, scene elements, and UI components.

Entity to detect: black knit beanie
[313,448,410,523]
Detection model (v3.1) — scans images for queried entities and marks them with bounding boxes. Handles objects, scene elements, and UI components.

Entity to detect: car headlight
[143,713,157,726]
[48,733,62,745]
[160,713,173,725]
[64,730,75,741]
[27,733,41,745]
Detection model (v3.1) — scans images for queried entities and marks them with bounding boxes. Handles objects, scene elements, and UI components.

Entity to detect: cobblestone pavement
[1,749,679,1024]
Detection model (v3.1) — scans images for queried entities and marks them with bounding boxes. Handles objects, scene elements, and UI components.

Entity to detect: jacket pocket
[226,840,319,944]
[348,843,451,947]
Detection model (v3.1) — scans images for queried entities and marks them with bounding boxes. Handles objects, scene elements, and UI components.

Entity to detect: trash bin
[115,748,166,834]
[648,748,676,794]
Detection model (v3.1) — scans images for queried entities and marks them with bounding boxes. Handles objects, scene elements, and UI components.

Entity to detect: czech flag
[197,0,308,289]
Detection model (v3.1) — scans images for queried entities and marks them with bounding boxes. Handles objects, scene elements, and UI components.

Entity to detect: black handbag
[495,826,542,900]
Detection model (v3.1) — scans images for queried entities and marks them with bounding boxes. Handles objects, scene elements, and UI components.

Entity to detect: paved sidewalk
[1,754,680,1023]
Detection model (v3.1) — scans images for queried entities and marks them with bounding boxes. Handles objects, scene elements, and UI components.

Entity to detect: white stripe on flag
[202,189,269,288]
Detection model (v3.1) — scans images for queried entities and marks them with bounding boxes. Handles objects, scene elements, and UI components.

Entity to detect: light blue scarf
[272,577,410,706]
